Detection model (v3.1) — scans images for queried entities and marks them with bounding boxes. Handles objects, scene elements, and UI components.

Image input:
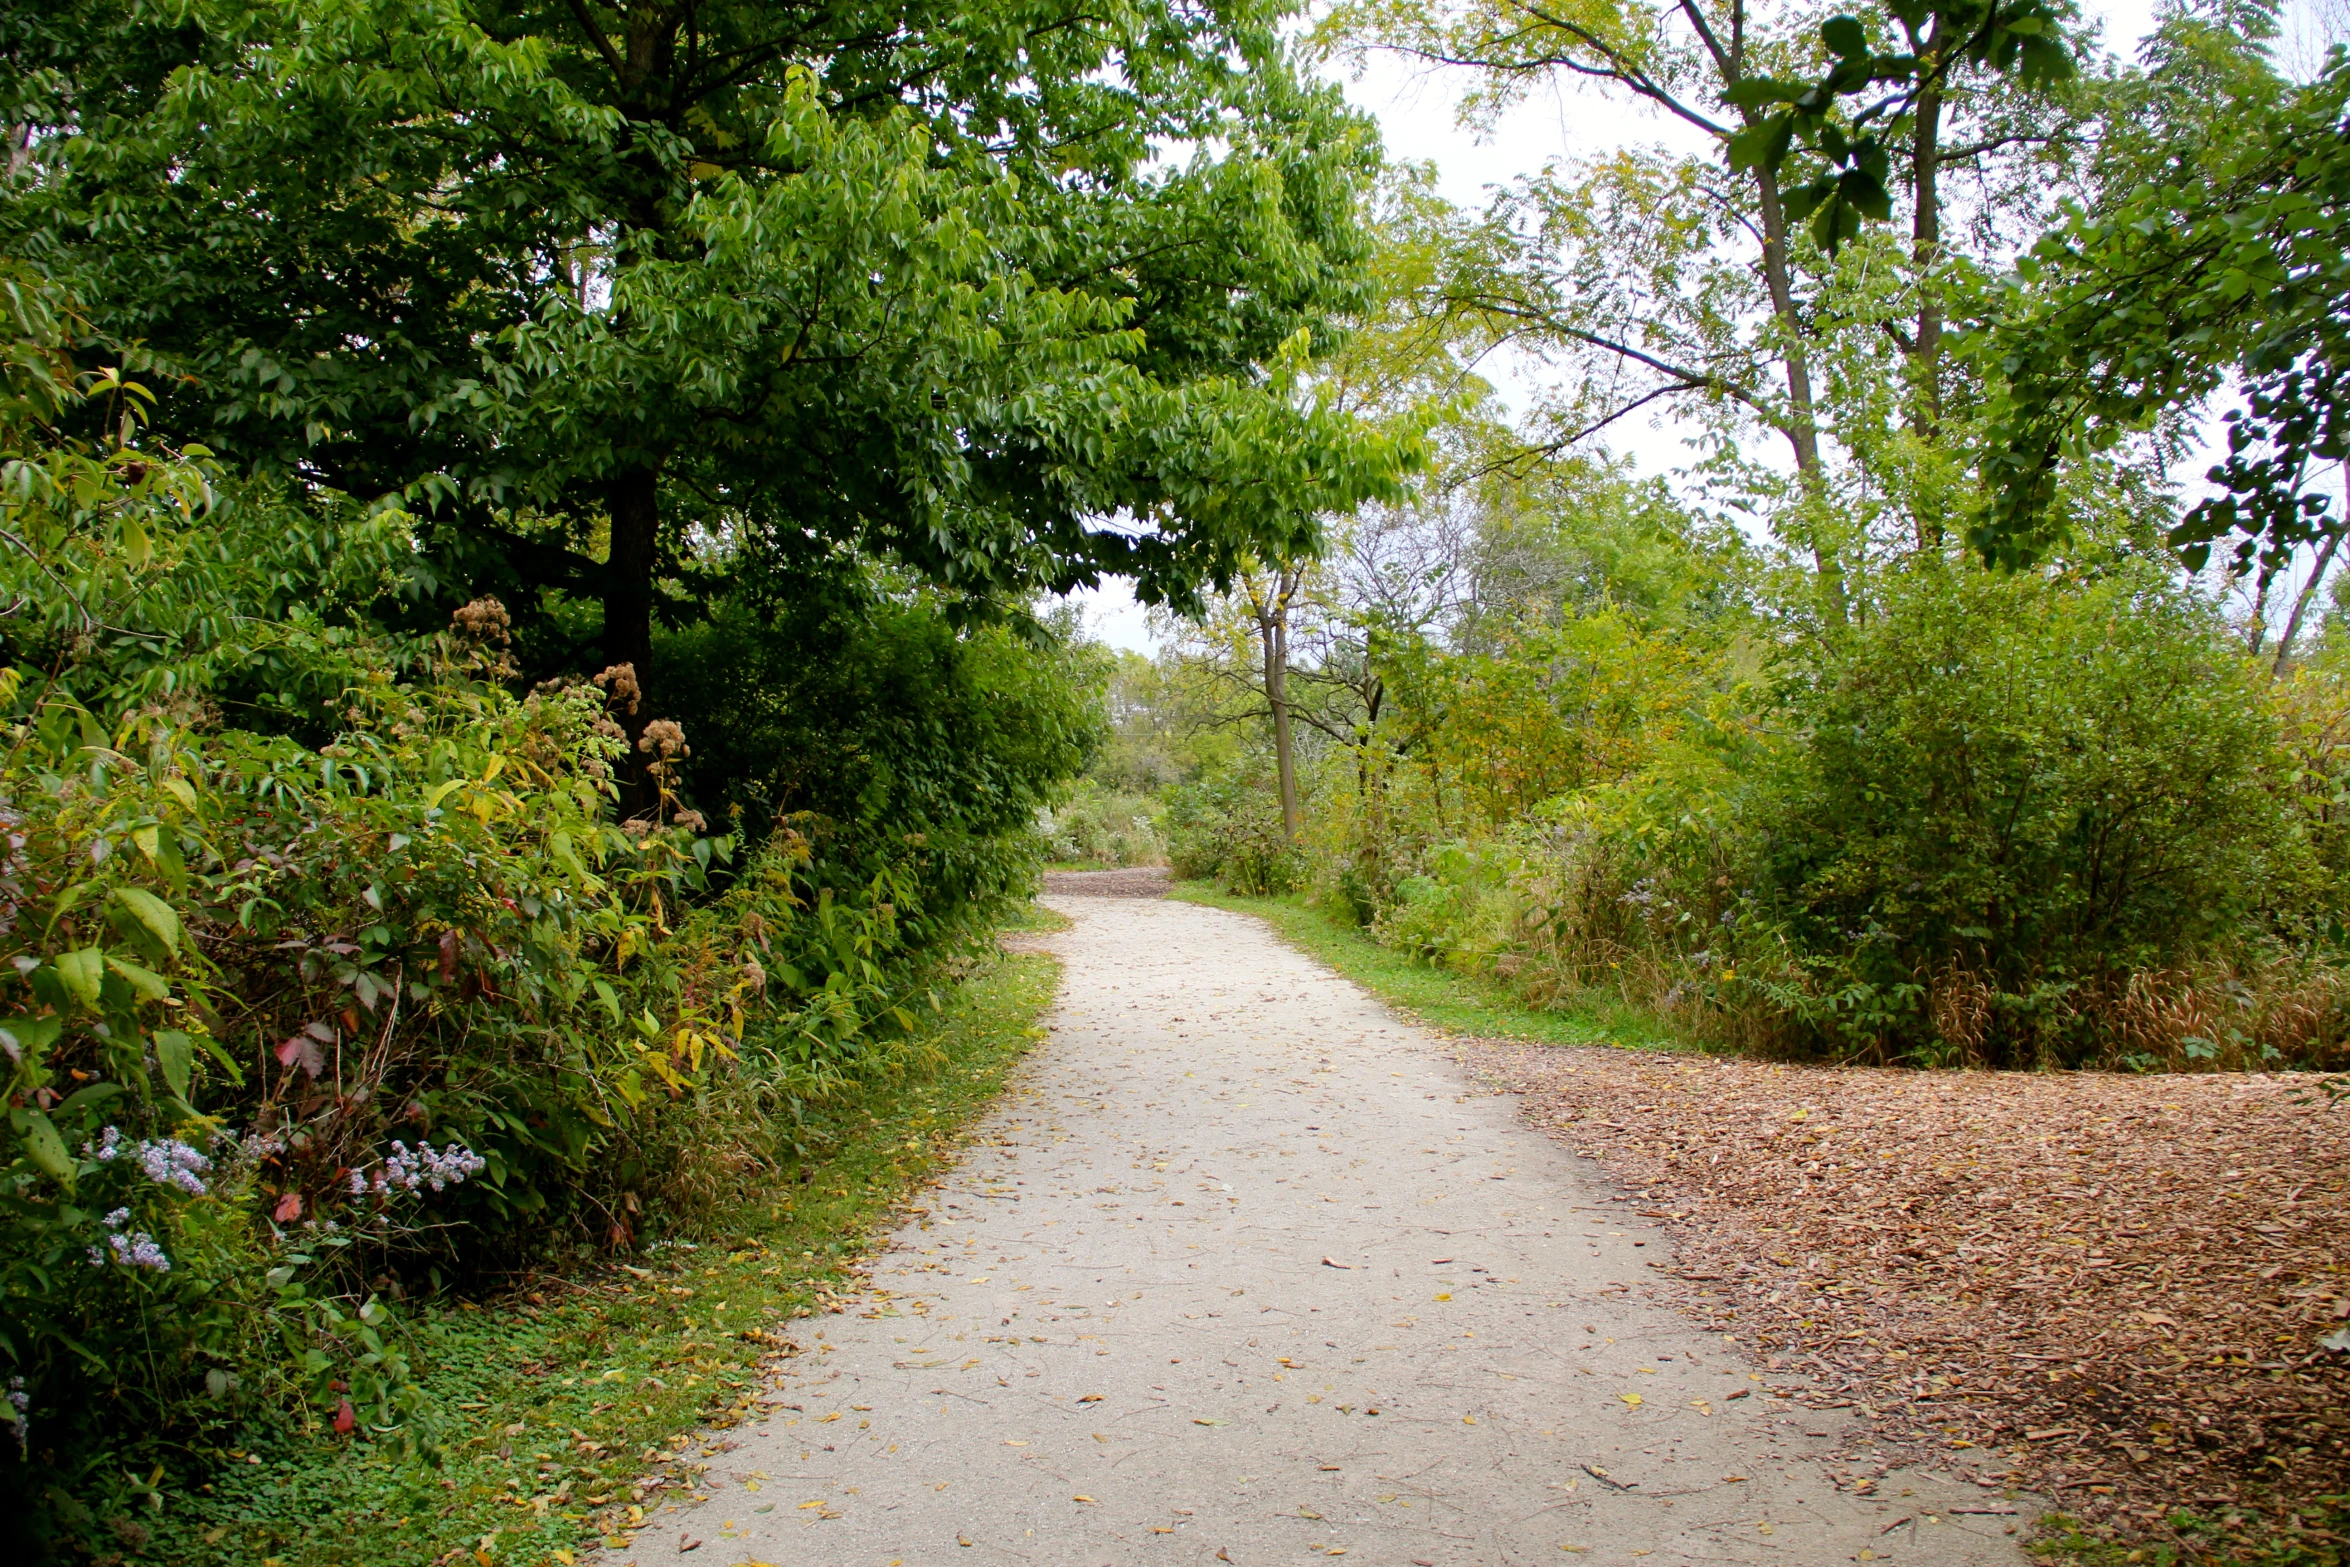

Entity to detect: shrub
[1489,565,2338,1067]
[1040,780,1164,867]
[1756,564,2310,1065]
[1164,768,1305,893]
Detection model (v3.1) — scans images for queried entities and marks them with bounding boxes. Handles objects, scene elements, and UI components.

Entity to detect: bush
[1164,767,1305,894]
[1040,780,1164,867]
[1757,565,2311,1064]
[1490,565,2340,1067]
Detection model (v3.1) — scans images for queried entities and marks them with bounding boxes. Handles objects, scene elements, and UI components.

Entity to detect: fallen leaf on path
[1194,1417,1228,1426]
[1321,1257,1352,1269]
[1618,1393,1642,1407]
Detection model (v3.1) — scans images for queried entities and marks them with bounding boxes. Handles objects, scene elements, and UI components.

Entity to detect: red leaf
[438,928,459,984]
[273,1191,302,1223]
[332,1397,356,1435]
[275,1032,326,1078]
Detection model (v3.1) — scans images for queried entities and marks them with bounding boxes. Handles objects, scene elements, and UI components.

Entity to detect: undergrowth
[2032,1501,2348,1567]
[140,942,1060,1567]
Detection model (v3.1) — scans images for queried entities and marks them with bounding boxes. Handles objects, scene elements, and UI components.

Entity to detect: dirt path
[625,896,2029,1566]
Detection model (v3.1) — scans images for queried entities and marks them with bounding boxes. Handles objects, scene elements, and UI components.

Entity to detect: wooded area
[2,0,2347,1558]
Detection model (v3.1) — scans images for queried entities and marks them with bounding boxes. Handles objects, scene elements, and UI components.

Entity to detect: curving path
[625,893,2029,1566]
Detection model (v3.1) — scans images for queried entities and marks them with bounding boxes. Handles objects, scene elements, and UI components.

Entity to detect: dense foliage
[1135,0,2350,1080]
[0,272,1099,1552]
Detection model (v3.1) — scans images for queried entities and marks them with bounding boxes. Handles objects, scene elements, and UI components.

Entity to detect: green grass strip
[1165,882,1692,1053]
[152,944,1061,1567]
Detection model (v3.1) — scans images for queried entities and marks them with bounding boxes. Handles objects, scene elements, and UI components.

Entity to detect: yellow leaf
[1619,1393,1643,1407]
[1073,1494,1096,1503]
[1433,1292,1451,1301]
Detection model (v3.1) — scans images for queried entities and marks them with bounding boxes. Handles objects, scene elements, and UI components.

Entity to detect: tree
[1974,40,2350,591]
[1324,0,2090,592]
[9,0,1411,726]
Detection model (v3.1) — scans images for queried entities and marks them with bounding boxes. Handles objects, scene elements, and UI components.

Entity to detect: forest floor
[617,890,2031,1567]
[1176,886,2350,1566]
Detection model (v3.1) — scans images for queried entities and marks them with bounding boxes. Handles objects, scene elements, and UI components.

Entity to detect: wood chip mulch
[1467,1042,2350,1543]
[1040,866,1171,898]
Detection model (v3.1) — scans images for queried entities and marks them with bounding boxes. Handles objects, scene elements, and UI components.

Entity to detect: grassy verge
[2030,1507,2348,1566]
[151,937,1061,1567]
[1167,882,1690,1053]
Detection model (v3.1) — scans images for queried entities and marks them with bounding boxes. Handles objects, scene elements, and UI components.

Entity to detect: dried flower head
[593,663,642,716]
[637,718,688,761]
[450,597,512,645]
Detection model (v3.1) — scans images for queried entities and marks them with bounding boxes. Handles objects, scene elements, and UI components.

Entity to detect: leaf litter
[1468,1042,2350,1540]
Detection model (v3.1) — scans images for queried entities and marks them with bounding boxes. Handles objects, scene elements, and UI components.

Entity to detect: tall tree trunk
[1751,173,1848,623]
[1909,73,1947,550]
[1354,678,1386,896]
[604,462,660,734]
[1255,569,1303,842]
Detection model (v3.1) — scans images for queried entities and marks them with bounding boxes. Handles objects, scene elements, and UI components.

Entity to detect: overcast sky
[1065,0,2205,653]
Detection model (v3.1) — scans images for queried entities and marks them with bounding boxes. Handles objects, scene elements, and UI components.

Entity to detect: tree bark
[1910,78,1946,444]
[1251,565,1305,843]
[2274,485,2350,674]
[1906,16,1949,551]
[1751,172,1848,623]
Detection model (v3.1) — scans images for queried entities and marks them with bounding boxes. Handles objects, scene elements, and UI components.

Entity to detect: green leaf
[111,886,181,956]
[53,949,104,1008]
[15,1110,73,1182]
[1724,115,1794,173]
[0,1014,62,1061]
[1721,77,1802,111]
[105,956,172,1002]
[156,1029,194,1100]
[1820,15,1868,59]
[1839,168,1893,223]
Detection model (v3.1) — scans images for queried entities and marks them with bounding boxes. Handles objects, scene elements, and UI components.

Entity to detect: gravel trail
[626,895,2028,1566]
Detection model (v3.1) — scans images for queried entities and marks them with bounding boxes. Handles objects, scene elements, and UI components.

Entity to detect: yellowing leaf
[15,1109,73,1182]
[52,948,103,1007]
[1433,1292,1451,1301]
[1619,1393,1643,1407]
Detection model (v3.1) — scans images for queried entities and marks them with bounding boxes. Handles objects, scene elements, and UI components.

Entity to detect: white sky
[1065,0,2194,653]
